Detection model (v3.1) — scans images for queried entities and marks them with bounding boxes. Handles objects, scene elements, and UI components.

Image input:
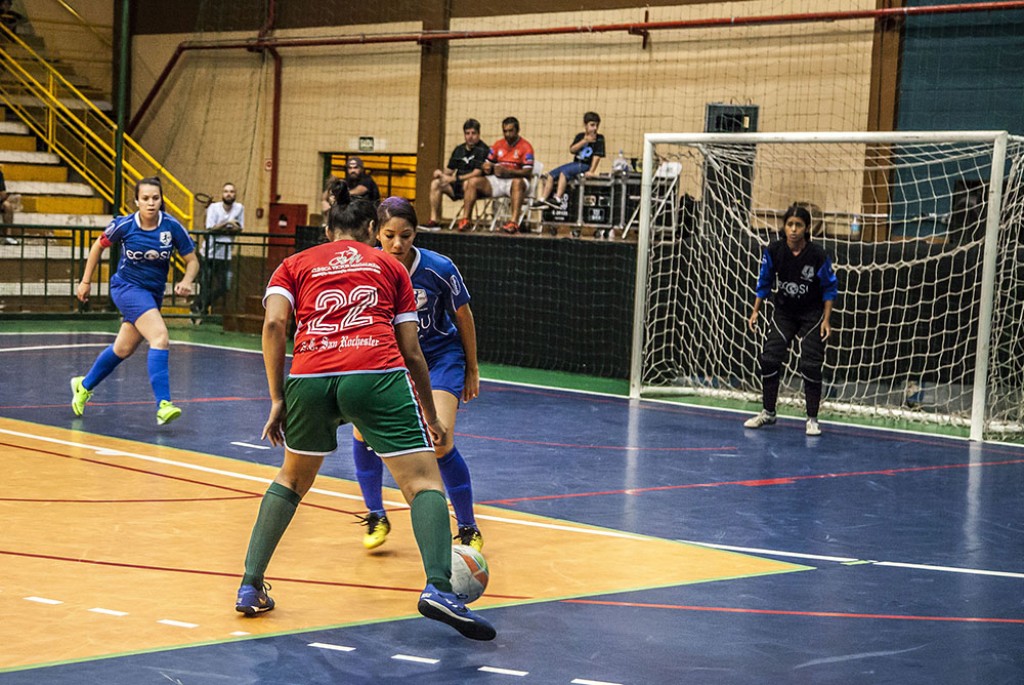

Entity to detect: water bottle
[850,213,861,240]
[613,149,629,174]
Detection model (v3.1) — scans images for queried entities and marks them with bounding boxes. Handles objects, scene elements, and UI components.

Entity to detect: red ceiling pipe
[128,1,1024,141]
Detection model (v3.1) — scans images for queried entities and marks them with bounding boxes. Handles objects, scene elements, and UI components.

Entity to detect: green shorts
[283,370,432,457]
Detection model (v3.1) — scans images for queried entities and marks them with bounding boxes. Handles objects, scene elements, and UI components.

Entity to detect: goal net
[631,131,1024,440]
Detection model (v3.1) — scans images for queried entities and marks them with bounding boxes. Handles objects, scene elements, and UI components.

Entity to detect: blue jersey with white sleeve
[408,247,471,361]
[101,212,195,295]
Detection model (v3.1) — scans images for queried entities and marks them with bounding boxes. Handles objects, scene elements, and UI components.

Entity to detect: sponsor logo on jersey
[329,247,363,268]
[449,275,461,296]
[780,280,810,297]
[125,248,170,261]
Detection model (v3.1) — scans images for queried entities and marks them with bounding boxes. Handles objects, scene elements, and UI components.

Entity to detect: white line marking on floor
[0,427,648,537]
[873,561,1024,579]
[687,541,858,563]
[478,666,529,676]
[24,596,62,605]
[572,679,624,685]
[157,619,198,628]
[230,631,250,636]
[0,343,111,353]
[684,540,1024,578]
[309,642,356,652]
[231,441,271,450]
[391,654,440,665]
[88,607,128,616]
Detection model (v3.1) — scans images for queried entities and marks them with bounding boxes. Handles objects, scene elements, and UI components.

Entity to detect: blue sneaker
[235,583,274,616]
[417,583,496,641]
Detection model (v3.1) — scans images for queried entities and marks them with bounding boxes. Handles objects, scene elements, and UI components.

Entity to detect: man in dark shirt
[0,167,19,244]
[424,118,490,229]
[0,0,23,36]
[345,157,380,204]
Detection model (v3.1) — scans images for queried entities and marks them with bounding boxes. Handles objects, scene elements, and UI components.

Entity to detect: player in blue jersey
[71,177,199,425]
[744,204,838,436]
[351,196,484,552]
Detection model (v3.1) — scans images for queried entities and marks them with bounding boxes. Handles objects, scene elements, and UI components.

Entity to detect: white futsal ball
[451,544,489,603]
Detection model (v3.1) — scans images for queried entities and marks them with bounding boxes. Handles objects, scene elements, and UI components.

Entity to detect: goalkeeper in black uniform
[744,204,838,436]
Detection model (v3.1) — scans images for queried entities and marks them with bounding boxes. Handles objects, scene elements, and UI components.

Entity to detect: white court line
[873,560,1024,579]
[684,540,1024,579]
[572,679,624,685]
[689,541,858,563]
[88,607,128,616]
[0,426,651,539]
[230,441,271,450]
[230,631,250,636]
[0,343,111,353]
[478,666,529,676]
[24,596,62,605]
[308,642,356,652]
[157,619,198,629]
[391,654,439,665]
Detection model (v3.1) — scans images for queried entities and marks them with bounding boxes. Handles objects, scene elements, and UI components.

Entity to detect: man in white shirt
[192,182,243,322]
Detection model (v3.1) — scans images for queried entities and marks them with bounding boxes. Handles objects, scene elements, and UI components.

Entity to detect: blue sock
[437,446,476,527]
[352,437,385,515]
[147,347,171,407]
[82,345,125,391]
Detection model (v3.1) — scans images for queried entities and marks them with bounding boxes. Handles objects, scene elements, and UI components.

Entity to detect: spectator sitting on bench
[534,111,605,210]
[423,118,490,230]
[457,117,534,235]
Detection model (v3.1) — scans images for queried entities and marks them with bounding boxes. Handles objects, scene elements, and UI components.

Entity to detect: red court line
[456,432,735,452]
[563,598,1024,624]
[480,457,1024,505]
[0,496,257,504]
[3,440,361,516]
[0,548,529,600]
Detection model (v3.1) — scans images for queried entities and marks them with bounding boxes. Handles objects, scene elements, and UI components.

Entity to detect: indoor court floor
[1,331,1021,684]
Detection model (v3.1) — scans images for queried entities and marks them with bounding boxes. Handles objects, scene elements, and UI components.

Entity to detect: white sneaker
[806,418,822,436]
[743,410,776,429]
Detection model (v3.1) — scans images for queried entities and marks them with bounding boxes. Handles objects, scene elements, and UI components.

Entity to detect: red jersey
[264,240,418,376]
[488,136,534,171]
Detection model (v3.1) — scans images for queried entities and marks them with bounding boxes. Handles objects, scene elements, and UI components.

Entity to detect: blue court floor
[1,331,1022,684]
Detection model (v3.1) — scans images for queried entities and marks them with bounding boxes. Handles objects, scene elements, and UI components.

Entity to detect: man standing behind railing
[191,182,243,323]
[0,165,20,245]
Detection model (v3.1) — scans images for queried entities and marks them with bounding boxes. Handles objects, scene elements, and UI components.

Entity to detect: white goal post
[630,131,1024,441]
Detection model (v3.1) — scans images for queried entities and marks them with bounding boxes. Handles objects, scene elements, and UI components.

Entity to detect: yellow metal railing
[0,23,195,228]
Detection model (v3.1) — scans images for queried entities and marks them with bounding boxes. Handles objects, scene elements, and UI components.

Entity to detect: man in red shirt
[457,117,534,234]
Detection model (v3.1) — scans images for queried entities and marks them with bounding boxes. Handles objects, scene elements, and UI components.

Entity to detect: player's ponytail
[327,186,376,243]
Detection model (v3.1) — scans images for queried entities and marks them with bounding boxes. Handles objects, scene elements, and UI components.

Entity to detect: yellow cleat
[455,525,483,552]
[361,512,390,549]
[156,400,182,425]
[70,376,93,417]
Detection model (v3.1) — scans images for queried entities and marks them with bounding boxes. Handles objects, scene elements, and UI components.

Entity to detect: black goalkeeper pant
[759,307,825,418]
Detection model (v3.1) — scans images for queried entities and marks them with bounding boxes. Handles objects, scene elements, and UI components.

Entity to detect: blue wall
[898,1,1024,134]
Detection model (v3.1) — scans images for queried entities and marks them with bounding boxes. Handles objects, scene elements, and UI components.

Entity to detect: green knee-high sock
[241,482,302,587]
[410,489,453,592]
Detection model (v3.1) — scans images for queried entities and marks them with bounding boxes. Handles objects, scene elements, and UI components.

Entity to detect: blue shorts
[427,348,466,399]
[551,161,590,182]
[110,279,163,324]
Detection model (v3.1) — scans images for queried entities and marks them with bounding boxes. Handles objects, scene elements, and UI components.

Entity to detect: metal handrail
[48,0,114,49]
[0,23,195,228]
